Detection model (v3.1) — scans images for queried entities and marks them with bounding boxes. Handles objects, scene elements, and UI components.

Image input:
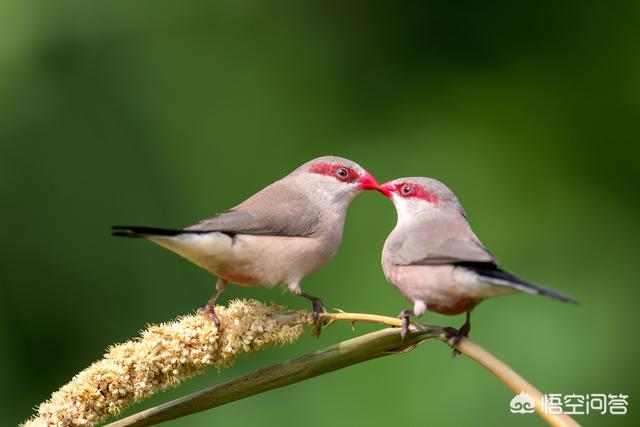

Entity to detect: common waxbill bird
[112,156,379,326]
[378,177,577,341]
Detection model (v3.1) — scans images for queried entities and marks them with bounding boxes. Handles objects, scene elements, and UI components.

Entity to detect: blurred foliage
[1,1,639,426]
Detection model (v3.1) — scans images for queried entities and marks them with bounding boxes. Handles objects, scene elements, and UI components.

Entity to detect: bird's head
[378,177,464,220]
[297,156,379,202]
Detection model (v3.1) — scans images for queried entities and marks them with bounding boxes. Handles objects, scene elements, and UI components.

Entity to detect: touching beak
[377,181,394,198]
[356,170,380,191]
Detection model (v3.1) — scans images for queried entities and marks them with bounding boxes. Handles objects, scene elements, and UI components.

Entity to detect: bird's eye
[401,185,413,195]
[335,167,349,179]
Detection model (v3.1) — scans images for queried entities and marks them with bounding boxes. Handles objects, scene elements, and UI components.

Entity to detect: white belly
[149,232,333,288]
[385,263,517,313]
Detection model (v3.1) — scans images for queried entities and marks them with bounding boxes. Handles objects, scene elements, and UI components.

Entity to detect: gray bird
[113,156,379,326]
[378,177,577,342]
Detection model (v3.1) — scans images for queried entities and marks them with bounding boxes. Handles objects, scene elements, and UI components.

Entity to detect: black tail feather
[111,226,189,238]
[456,261,578,304]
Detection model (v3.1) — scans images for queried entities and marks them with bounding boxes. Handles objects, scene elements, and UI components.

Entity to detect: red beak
[356,170,380,191]
[377,181,394,198]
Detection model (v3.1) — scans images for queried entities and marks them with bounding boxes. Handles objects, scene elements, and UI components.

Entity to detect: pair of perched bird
[113,156,575,340]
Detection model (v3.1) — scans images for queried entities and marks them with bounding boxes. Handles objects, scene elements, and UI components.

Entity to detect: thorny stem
[106,311,578,427]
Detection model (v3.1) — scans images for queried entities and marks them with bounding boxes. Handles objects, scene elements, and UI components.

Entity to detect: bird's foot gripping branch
[23,300,578,427]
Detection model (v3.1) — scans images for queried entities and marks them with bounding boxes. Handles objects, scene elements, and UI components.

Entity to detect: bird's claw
[398,310,411,340]
[197,304,221,329]
[306,297,326,338]
[298,293,326,337]
[447,323,470,358]
[311,297,326,322]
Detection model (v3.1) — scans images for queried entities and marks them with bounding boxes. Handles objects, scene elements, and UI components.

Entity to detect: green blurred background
[1,1,639,426]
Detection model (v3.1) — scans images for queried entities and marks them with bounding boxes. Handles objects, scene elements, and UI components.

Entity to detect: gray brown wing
[406,236,497,265]
[185,180,322,237]
[388,217,497,266]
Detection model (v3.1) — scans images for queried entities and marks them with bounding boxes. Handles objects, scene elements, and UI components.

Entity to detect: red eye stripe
[394,183,439,203]
[308,162,359,182]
